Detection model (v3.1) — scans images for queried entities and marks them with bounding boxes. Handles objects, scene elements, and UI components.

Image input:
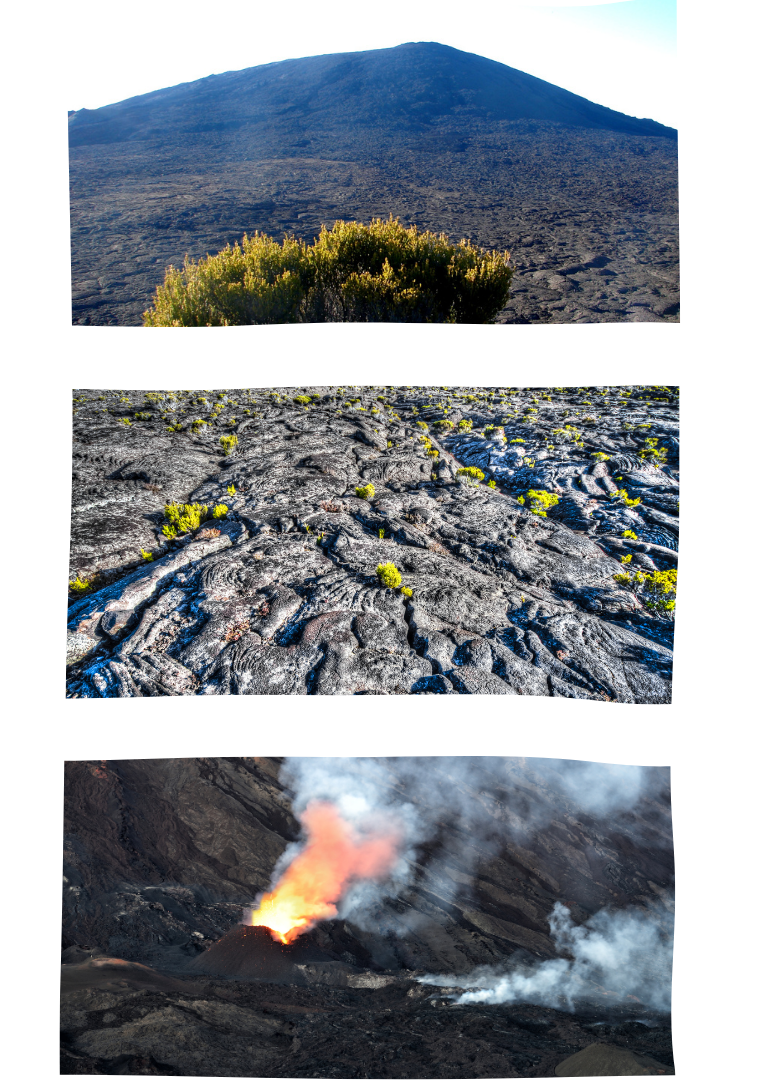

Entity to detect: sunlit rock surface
[67,384,678,699]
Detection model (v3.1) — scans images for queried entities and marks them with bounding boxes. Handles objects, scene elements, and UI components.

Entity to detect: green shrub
[219,434,238,455]
[167,422,184,432]
[590,452,610,461]
[69,576,91,594]
[356,484,376,499]
[416,421,429,430]
[143,217,514,326]
[378,528,385,539]
[525,490,560,515]
[163,502,210,537]
[620,553,633,564]
[611,488,641,508]
[487,479,496,488]
[227,484,236,496]
[401,586,413,598]
[622,530,638,540]
[457,466,485,483]
[427,448,439,458]
[433,419,454,432]
[376,562,402,589]
[294,395,311,405]
[134,412,153,421]
[212,504,228,519]
[118,417,132,426]
[191,419,208,433]
[613,567,676,615]
[457,419,473,432]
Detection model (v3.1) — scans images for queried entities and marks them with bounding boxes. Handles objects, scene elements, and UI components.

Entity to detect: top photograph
[68,3,678,326]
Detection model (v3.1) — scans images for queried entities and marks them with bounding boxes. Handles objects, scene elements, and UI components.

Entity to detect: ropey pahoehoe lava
[61,756,675,1077]
[67,384,678,700]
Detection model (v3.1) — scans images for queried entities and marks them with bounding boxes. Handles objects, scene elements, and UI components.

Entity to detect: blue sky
[67,1,678,127]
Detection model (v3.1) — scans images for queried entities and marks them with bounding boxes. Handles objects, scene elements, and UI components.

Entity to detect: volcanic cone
[188,924,328,982]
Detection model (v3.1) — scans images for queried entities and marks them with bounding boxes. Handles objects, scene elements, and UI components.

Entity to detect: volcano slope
[61,757,675,1077]
[67,384,678,700]
[68,42,678,326]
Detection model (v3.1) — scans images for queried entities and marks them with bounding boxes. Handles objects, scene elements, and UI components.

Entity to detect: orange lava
[248,800,401,944]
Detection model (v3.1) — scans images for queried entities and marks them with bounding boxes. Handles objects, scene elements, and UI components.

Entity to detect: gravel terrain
[61,757,675,1077]
[67,384,678,700]
[69,43,678,326]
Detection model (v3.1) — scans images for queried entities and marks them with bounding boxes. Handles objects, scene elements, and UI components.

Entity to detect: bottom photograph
[61,757,675,1077]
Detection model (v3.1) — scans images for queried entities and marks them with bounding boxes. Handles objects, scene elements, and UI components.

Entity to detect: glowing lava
[247,800,401,944]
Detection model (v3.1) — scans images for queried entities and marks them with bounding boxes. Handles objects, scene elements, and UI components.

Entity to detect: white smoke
[272,757,673,1011]
[419,899,673,1013]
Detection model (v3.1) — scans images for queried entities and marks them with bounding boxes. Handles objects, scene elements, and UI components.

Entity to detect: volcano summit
[69,42,679,325]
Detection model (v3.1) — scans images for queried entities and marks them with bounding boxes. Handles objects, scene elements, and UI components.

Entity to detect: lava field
[61,757,675,1076]
[68,43,678,326]
[67,384,678,700]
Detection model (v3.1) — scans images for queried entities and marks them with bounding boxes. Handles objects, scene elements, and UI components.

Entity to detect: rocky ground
[61,757,675,1076]
[67,384,678,699]
[70,124,678,326]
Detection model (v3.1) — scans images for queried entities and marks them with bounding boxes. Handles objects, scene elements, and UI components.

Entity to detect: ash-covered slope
[68,42,674,149]
[61,757,675,1077]
[67,385,678,701]
[69,43,679,325]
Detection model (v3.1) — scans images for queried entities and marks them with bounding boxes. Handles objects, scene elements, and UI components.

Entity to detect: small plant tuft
[356,483,376,499]
[376,562,402,589]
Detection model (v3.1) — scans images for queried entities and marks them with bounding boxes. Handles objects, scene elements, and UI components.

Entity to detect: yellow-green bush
[457,466,485,483]
[162,502,210,538]
[525,490,560,515]
[614,567,676,615]
[356,484,376,499]
[143,217,513,326]
[376,562,402,589]
[219,434,238,455]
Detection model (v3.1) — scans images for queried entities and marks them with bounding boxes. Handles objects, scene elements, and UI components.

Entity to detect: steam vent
[61,756,676,1076]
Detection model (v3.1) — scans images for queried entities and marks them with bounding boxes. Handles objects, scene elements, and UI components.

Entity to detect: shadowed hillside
[69,42,679,326]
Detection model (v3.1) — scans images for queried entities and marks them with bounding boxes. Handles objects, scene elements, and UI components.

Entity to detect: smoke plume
[419,899,674,1012]
[242,757,672,1011]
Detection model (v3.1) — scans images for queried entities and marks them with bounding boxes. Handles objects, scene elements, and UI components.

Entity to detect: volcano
[68,42,679,326]
[61,757,676,1076]
[68,42,674,149]
[189,924,330,981]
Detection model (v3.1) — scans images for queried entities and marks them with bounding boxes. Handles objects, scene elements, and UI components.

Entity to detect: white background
[1,0,766,1078]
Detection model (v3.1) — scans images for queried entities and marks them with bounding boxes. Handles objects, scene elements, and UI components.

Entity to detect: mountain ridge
[69,41,676,146]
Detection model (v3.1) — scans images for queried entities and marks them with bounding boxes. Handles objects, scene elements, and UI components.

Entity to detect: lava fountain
[246,800,402,944]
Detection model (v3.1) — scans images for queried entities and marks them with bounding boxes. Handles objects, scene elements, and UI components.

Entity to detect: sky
[66,0,678,127]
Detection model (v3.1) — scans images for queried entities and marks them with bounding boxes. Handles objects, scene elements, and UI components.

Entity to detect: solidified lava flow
[67,384,678,700]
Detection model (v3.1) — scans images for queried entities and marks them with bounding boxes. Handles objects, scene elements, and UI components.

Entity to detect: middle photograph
[67,384,678,699]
